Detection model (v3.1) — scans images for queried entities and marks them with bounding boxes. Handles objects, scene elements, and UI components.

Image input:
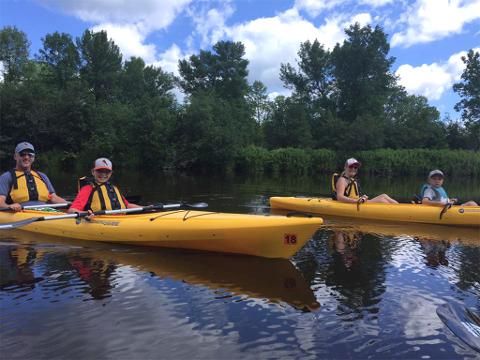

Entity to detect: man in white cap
[0,142,67,211]
[68,157,140,216]
[421,170,477,206]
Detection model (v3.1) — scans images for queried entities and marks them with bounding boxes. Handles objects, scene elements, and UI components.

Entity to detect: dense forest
[1,24,479,175]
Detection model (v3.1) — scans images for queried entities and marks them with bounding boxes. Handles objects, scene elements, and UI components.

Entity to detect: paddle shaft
[0,202,208,230]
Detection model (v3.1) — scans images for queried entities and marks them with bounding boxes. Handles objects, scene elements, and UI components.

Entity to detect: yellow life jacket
[331,172,361,200]
[79,177,127,212]
[8,169,51,204]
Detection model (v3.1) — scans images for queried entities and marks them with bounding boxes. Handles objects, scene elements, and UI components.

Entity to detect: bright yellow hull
[270,197,480,227]
[0,209,323,258]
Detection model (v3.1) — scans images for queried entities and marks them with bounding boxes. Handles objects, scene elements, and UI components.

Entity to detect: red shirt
[70,185,130,211]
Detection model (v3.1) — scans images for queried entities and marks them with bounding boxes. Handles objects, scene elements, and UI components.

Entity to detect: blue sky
[1,0,479,119]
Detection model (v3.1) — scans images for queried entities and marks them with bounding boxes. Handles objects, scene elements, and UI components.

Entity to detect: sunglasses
[348,165,359,169]
[19,152,35,158]
[95,169,112,174]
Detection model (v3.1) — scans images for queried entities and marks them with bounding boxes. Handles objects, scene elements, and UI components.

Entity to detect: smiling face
[345,163,360,177]
[91,168,112,184]
[428,175,444,187]
[14,150,35,171]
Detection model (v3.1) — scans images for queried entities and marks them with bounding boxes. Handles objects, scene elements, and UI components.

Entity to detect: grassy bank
[235,146,480,177]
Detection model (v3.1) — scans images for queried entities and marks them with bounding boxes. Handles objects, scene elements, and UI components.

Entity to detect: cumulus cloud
[391,0,480,47]
[188,1,235,47]
[359,0,394,7]
[91,23,156,62]
[38,0,191,32]
[395,48,480,100]
[294,0,345,17]
[225,9,371,93]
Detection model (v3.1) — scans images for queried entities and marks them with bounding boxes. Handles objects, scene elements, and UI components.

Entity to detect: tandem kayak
[0,209,323,258]
[270,197,480,227]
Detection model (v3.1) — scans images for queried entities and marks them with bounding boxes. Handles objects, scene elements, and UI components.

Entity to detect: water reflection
[0,244,42,290]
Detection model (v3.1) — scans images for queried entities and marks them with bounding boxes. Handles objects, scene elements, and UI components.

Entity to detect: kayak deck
[0,209,324,259]
[270,197,480,227]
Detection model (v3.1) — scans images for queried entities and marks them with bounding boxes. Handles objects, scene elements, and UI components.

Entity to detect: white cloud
[395,48,480,100]
[38,0,191,32]
[359,0,394,7]
[188,1,235,47]
[91,23,156,62]
[391,0,480,47]
[151,44,187,76]
[225,9,371,93]
[294,0,345,17]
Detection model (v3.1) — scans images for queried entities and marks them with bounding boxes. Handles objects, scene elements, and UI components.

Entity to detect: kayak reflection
[271,209,479,245]
[3,231,320,311]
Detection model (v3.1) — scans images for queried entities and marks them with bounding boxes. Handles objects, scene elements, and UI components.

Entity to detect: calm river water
[1,172,479,359]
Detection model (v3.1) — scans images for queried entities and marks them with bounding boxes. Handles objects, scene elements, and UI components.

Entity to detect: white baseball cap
[93,158,113,170]
[345,158,361,167]
[428,169,444,178]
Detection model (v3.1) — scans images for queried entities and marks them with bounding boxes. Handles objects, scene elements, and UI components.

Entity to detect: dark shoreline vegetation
[1,24,479,176]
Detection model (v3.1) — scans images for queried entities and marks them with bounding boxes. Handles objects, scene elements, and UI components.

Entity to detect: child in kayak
[421,170,478,206]
[68,158,141,218]
[334,158,398,204]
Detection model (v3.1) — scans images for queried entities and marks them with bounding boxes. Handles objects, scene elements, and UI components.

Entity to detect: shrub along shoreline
[234,146,480,177]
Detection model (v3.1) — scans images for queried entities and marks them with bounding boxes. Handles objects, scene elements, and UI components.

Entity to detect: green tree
[178,41,249,100]
[0,26,30,83]
[280,39,334,106]
[384,88,444,148]
[37,32,80,88]
[246,80,270,124]
[453,49,480,150]
[331,23,396,123]
[77,30,122,102]
[263,96,312,149]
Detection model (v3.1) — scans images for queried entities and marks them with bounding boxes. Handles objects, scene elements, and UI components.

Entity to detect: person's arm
[122,196,141,209]
[0,173,22,211]
[39,172,67,203]
[421,188,452,206]
[67,186,92,214]
[0,194,22,211]
[49,193,67,204]
[336,178,368,203]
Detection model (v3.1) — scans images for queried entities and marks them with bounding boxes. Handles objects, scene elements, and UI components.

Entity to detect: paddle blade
[437,302,480,353]
[0,217,43,230]
[185,202,208,209]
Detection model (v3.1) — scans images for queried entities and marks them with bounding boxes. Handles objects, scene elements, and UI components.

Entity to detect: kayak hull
[270,197,480,227]
[0,210,323,258]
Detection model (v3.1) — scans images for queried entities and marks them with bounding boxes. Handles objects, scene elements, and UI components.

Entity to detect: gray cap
[15,142,35,153]
[428,169,444,178]
[93,157,113,170]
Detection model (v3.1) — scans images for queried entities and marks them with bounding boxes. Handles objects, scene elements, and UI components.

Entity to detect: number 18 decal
[284,234,297,245]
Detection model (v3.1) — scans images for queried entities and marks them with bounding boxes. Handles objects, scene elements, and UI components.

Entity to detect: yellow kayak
[270,197,480,227]
[0,209,323,258]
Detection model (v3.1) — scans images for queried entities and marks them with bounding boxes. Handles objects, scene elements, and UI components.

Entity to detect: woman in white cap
[333,158,398,204]
[68,158,140,216]
[421,170,477,206]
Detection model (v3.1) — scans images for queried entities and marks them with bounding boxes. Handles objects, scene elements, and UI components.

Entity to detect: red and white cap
[93,157,113,170]
[345,158,361,167]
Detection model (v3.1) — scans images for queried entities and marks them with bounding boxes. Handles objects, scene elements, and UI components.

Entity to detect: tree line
[0,24,478,174]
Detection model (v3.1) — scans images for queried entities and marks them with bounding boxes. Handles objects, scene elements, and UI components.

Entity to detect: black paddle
[0,202,208,230]
[439,201,454,220]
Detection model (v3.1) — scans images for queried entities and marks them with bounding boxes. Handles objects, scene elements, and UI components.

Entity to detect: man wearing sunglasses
[0,142,67,211]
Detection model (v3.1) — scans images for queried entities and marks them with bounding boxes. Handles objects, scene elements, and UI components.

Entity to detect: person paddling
[333,158,398,204]
[0,142,67,211]
[421,170,477,207]
[68,158,141,218]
